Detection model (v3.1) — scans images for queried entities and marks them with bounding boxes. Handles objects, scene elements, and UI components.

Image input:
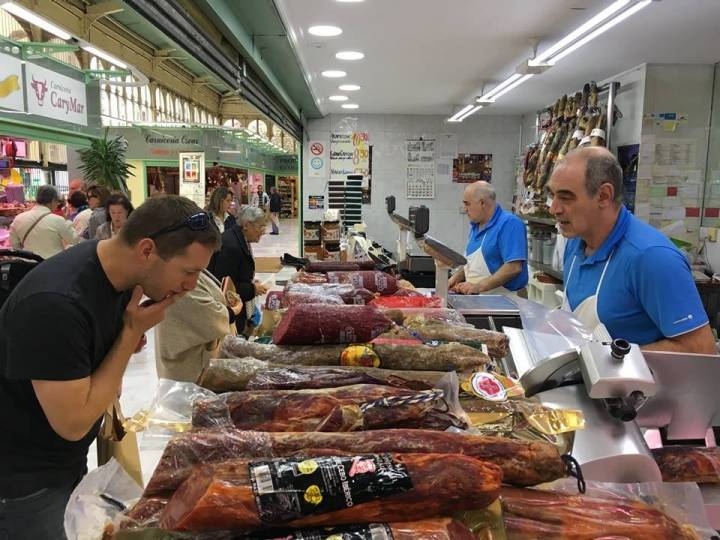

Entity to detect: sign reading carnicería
[25,63,87,126]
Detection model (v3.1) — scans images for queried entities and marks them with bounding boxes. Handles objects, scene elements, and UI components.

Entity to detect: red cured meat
[326,271,400,295]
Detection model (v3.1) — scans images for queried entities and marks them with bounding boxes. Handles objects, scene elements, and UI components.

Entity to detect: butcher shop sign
[25,63,87,126]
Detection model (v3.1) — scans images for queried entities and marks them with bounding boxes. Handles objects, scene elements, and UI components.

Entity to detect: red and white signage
[25,63,87,126]
[310,142,324,156]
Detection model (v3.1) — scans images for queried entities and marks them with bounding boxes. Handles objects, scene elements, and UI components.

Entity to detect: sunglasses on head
[149,212,212,239]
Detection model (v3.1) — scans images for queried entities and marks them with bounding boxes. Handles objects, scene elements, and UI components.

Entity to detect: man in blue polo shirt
[548,147,715,352]
[449,181,528,296]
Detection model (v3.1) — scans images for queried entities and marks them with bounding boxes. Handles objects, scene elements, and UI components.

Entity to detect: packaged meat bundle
[342,342,490,371]
[158,453,502,531]
[652,446,720,483]
[220,336,348,366]
[197,358,448,393]
[304,260,376,272]
[291,271,329,284]
[284,283,376,305]
[370,295,442,309]
[191,383,466,432]
[326,271,400,295]
[264,291,285,311]
[272,305,392,345]
[501,486,700,540]
[282,291,345,307]
[144,428,566,497]
[403,316,510,358]
[382,307,467,326]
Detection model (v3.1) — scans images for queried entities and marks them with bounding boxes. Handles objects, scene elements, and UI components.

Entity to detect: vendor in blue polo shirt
[449,181,528,296]
[548,146,715,353]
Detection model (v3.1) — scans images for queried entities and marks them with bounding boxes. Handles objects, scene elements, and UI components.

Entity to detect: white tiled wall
[303,113,522,256]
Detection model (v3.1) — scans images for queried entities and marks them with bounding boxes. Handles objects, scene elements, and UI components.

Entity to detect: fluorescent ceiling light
[329,95,349,101]
[458,105,482,121]
[308,25,343,37]
[342,103,359,109]
[336,51,364,61]
[548,0,652,64]
[339,84,361,91]
[489,74,534,102]
[447,104,475,122]
[476,73,522,103]
[322,70,347,78]
[82,46,128,69]
[336,0,364,2]
[1,2,71,40]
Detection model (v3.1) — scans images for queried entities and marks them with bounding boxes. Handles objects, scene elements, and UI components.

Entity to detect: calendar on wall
[406,139,436,199]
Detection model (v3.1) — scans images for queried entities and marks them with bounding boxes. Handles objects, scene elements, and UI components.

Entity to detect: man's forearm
[478,261,522,292]
[642,324,716,354]
[449,267,465,287]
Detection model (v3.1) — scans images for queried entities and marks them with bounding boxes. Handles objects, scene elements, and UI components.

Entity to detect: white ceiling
[276,0,720,117]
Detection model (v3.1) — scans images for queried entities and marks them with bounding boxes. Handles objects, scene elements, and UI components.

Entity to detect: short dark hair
[68,190,88,209]
[583,151,623,203]
[87,184,111,206]
[206,186,231,217]
[105,193,134,222]
[120,195,221,259]
[36,185,59,205]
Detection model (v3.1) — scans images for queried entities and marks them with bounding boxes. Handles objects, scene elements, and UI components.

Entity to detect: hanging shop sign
[179,151,206,207]
[330,132,369,177]
[0,52,24,113]
[25,63,87,126]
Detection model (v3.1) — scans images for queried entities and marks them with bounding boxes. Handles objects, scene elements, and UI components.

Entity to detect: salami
[501,487,700,540]
[191,384,465,432]
[158,453,502,531]
[282,292,345,307]
[371,342,490,371]
[219,337,347,366]
[144,429,565,496]
[284,283,376,305]
[304,260,376,272]
[327,271,400,295]
[273,305,392,345]
[292,272,329,284]
[370,295,442,309]
[652,446,720,483]
[403,317,510,358]
[265,291,285,311]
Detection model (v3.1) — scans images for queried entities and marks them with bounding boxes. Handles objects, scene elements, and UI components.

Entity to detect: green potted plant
[78,127,134,195]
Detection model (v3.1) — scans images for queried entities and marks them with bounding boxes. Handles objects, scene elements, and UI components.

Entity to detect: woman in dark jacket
[208,206,268,333]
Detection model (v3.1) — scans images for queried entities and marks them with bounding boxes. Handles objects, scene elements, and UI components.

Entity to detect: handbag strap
[19,211,51,249]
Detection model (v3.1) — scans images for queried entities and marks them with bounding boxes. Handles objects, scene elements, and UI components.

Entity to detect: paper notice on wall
[635,202,651,219]
[406,139,436,199]
[637,163,653,180]
[654,138,697,167]
[438,134,458,160]
[685,217,700,232]
[680,185,701,200]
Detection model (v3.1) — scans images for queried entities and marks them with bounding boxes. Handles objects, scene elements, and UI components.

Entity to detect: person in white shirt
[251,184,269,210]
[68,191,92,236]
[205,186,235,234]
[10,185,79,259]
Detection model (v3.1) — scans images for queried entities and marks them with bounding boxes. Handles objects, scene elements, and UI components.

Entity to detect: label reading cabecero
[249,454,413,523]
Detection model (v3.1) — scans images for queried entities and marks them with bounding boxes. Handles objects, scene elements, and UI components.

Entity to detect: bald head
[464,181,496,203]
[557,147,623,203]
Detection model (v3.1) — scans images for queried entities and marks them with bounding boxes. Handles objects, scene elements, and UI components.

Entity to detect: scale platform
[448,294,522,331]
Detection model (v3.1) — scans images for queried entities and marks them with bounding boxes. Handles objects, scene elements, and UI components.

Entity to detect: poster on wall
[452,153,493,183]
[0,52,25,113]
[25,63,87,126]
[406,139,436,199]
[308,195,325,209]
[330,131,369,177]
[308,140,326,178]
[362,145,372,204]
[178,152,205,207]
[618,144,639,213]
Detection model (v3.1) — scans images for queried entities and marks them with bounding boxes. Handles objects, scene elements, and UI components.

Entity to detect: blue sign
[311,157,323,170]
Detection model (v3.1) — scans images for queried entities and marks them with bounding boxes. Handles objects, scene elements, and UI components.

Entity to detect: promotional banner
[0,52,24,113]
[25,63,88,126]
[178,152,206,207]
[452,153,493,183]
[329,132,369,177]
[308,194,325,209]
[308,140,326,178]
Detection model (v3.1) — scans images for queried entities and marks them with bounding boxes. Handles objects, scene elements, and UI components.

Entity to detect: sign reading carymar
[0,52,25,113]
[25,63,87,126]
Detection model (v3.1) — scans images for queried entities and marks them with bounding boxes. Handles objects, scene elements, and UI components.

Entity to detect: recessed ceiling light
[335,51,364,61]
[329,95,349,101]
[322,70,347,78]
[308,25,343,37]
[337,0,364,3]
[339,84,361,91]
[342,103,359,109]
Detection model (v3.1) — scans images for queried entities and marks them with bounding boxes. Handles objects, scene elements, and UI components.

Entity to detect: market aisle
[253,218,300,258]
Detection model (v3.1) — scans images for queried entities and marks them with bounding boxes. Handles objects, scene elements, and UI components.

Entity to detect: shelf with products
[277,176,297,219]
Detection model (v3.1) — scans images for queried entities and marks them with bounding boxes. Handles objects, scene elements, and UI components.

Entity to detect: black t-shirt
[0,240,130,497]
[269,193,282,212]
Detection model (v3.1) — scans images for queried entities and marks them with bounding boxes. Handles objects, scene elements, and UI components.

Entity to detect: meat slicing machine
[385,196,466,305]
[502,315,720,485]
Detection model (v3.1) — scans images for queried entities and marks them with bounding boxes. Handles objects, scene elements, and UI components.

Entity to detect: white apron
[562,250,615,341]
[465,233,516,296]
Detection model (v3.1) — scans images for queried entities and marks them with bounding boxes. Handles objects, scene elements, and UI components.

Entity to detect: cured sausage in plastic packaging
[327,271,400,295]
[305,260,377,272]
[219,336,348,366]
[403,316,510,358]
[158,453,502,531]
[652,446,720,483]
[144,428,566,497]
[284,283,376,305]
[501,486,700,540]
[273,305,392,345]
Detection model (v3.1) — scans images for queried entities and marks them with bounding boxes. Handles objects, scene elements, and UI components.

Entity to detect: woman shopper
[209,206,268,334]
[205,186,236,234]
[84,184,111,239]
[95,193,134,240]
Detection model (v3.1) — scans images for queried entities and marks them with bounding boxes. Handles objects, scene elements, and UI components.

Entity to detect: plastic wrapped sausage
[326,271,400,295]
[652,446,720,483]
[273,305,392,345]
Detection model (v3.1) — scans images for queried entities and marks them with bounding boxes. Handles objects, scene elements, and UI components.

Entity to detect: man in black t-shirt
[0,195,220,539]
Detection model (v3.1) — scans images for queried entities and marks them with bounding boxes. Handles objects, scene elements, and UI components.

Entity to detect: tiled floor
[253,218,301,258]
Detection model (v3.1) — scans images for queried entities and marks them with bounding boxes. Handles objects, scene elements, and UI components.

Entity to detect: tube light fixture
[529,0,651,66]
[447,104,483,123]
[488,74,534,102]
[0,2,72,40]
[476,73,523,103]
[82,46,128,69]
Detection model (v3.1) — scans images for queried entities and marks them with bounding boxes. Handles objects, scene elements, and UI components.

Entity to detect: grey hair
[585,153,623,202]
[238,206,266,226]
[36,185,59,205]
[469,181,496,202]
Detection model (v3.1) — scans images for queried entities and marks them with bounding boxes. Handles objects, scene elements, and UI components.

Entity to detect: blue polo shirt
[564,206,708,345]
[467,204,528,291]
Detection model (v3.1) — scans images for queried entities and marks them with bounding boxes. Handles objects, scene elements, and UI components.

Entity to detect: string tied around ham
[562,454,586,494]
[360,388,446,413]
